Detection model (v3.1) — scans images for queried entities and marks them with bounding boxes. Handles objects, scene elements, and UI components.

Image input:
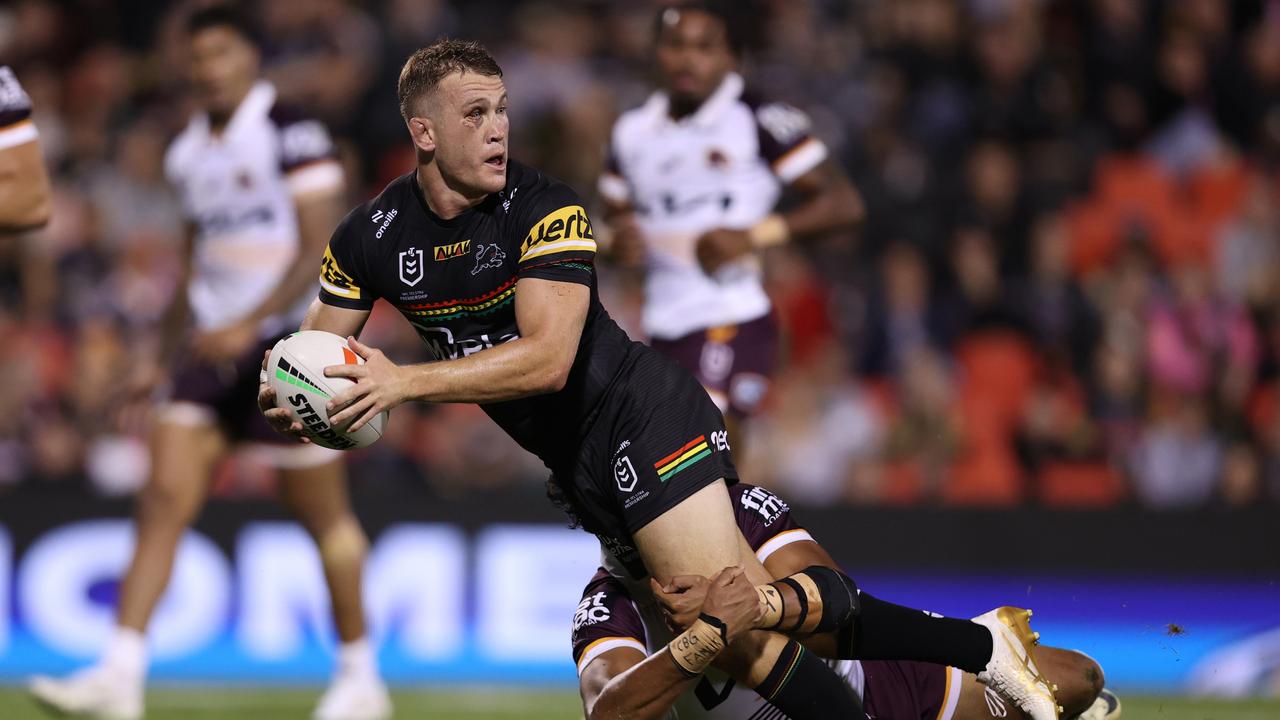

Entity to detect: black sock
[837,592,993,674]
[753,638,867,720]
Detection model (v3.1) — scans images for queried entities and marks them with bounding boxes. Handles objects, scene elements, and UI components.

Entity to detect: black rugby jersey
[318,160,635,467]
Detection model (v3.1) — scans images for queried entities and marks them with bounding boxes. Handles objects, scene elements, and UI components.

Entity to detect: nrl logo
[399,246,425,286]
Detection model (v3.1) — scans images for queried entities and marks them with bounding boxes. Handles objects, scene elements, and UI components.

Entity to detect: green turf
[0,688,1277,719]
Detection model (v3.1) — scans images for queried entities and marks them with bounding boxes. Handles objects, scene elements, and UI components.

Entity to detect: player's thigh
[633,479,772,586]
[1033,647,1104,714]
[142,410,227,516]
[275,451,354,535]
[953,672,1029,720]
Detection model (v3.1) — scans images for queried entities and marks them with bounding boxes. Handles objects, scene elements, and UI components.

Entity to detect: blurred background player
[0,64,52,231]
[600,1,863,451]
[573,482,1117,720]
[28,7,389,720]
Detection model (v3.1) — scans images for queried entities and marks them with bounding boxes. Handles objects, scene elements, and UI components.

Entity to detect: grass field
[1,688,1279,720]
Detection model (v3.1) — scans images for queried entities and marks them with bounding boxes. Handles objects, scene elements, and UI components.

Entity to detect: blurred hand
[192,319,258,363]
[695,228,751,275]
[324,336,411,431]
[258,349,311,444]
[609,216,647,269]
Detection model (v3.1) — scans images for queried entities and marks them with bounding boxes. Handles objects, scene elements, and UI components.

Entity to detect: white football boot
[29,666,144,720]
[312,671,392,720]
[1075,689,1122,720]
[973,606,1061,720]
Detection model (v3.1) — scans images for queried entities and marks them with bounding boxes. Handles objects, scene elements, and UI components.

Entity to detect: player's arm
[579,568,761,720]
[0,132,52,232]
[597,135,644,269]
[0,67,51,232]
[326,277,588,430]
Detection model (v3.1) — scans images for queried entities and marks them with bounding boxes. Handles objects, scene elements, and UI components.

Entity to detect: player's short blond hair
[397,39,503,121]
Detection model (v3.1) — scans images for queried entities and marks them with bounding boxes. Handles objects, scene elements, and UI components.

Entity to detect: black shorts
[166,333,286,445]
[550,345,738,578]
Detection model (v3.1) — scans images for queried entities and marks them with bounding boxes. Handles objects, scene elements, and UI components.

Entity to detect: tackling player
[600,2,863,446]
[258,39,1058,720]
[573,483,1121,720]
[30,8,389,720]
[0,65,52,230]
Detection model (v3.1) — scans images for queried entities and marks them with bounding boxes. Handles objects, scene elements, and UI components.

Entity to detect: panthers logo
[471,243,507,276]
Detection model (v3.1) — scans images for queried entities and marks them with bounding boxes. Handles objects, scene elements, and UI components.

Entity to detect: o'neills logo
[288,393,356,450]
[435,239,471,261]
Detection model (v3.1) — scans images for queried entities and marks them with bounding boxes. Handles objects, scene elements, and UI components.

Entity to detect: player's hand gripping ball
[261,331,387,449]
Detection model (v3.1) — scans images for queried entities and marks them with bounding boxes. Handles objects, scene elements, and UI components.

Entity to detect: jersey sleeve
[731,484,814,563]
[317,210,376,310]
[0,67,38,151]
[514,178,598,286]
[571,569,649,676]
[752,100,828,184]
[269,104,344,198]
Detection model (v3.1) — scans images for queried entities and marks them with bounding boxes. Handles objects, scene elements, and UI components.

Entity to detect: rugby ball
[265,331,387,450]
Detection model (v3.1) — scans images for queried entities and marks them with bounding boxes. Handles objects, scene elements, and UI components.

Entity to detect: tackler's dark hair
[187,4,261,48]
[654,1,746,57]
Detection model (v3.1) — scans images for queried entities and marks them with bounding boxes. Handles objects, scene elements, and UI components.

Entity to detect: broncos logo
[471,243,507,275]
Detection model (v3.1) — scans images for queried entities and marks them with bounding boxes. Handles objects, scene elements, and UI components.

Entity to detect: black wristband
[698,612,730,645]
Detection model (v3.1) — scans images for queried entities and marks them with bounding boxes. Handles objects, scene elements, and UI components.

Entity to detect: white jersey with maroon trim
[600,72,828,340]
[164,81,343,334]
[0,66,38,151]
[577,484,865,719]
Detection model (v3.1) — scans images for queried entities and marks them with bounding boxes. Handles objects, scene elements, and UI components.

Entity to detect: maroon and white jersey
[573,483,863,719]
[0,67,37,151]
[600,72,828,340]
[164,81,343,335]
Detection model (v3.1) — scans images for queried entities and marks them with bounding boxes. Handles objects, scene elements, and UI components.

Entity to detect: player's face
[189,27,260,117]
[427,71,509,196]
[655,9,735,107]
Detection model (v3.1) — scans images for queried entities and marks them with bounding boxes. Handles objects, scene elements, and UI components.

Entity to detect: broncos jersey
[573,483,863,720]
[165,81,344,335]
[318,160,634,468]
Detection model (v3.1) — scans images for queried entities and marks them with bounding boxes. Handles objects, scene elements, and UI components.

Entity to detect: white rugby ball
[265,331,387,450]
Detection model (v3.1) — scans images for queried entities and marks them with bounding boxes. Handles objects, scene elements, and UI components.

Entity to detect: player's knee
[135,479,197,529]
[802,566,859,633]
[1056,650,1105,715]
[315,516,369,568]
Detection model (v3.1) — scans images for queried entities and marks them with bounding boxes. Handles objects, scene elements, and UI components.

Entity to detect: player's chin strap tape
[760,566,860,635]
[667,613,729,678]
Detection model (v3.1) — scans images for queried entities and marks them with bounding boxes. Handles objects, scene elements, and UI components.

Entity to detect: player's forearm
[586,650,699,720]
[0,143,52,232]
[403,335,572,404]
[777,179,863,242]
[242,193,343,325]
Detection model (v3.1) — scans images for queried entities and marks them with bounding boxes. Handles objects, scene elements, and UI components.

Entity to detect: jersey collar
[646,71,744,130]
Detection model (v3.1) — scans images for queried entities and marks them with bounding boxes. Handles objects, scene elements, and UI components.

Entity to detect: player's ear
[408,116,436,154]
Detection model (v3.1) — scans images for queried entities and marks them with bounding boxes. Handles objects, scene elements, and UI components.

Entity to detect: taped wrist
[749,213,791,248]
[667,614,729,677]
[759,566,860,635]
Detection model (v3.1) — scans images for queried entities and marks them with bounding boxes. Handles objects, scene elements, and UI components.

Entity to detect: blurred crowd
[3,0,1280,509]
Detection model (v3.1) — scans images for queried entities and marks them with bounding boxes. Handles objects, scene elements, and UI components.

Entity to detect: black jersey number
[695,676,736,710]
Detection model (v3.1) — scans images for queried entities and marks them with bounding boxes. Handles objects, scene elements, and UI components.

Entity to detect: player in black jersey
[257,39,1057,720]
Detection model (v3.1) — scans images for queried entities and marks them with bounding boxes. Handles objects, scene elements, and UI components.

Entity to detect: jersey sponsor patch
[435,239,471,261]
[520,205,596,262]
[0,67,33,122]
[573,591,612,632]
[320,245,362,299]
[739,485,789,527]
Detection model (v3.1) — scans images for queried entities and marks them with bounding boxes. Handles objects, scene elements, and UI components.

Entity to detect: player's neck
[415,164,488,220]
[206,81,256,134]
